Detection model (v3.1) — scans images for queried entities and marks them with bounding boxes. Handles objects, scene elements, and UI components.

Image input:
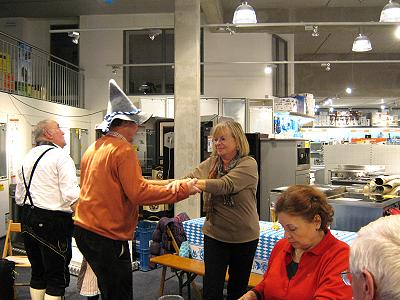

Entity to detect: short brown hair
[211,120,249,157]
[275,185,334,231]
[109,118,133,129]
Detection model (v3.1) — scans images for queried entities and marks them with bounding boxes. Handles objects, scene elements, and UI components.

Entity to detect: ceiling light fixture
[380,0,400,22]
[148,29,162,41]
[312,25,319,37]
[352,33,372,52]
[232,2,257,24]
[321,63,331,71]
[68,31,79,44]
[111,65,120,75]
[264,65,273,74]
[395,26,400,38]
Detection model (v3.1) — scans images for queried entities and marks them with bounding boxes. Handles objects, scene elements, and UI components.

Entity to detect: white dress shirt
[15,144,80,212]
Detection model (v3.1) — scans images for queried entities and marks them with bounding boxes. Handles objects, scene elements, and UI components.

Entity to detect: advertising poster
[17,42,32,95]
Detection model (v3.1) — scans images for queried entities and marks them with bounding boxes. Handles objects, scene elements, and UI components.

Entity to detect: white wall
[79,13,175,110]
[0,18,24,40]
[0,17,78,52]
[204,31,273,98]
[0,92,102,182]
[1,14,295,112]
[79,13,295,110]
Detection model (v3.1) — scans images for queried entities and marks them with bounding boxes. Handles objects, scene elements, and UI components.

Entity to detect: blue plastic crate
[135,220,157,252]
[139,249,151,271]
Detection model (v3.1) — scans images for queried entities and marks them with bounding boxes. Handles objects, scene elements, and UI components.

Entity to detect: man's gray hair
[350,215,400,300]
[33,119,53,143]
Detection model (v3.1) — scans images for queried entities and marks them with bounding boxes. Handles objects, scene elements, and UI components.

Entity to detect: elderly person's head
[275,185,334,251]
[33,119,66,148]
[211,121,249,160]
[349,215,400,300]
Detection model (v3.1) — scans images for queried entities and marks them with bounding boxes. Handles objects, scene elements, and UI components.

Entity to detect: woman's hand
[166,179,185,194]
[238,290,257,300]
[166,178,200,194]
[186,178,202,195]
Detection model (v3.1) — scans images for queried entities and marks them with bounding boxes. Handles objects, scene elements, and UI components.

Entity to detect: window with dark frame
[124,29,204,95]
[272,34,288,98]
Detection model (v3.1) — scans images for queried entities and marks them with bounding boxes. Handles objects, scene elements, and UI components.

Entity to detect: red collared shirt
[253,230,352,300]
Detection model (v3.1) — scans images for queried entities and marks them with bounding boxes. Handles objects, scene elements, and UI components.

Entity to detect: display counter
[270,185,400,232]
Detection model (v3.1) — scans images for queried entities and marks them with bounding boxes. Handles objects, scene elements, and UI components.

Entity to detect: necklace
[292,248,303,262]
[106,131,128,142]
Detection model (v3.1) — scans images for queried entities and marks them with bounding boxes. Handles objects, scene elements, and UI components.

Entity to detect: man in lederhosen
[15,119,80,300]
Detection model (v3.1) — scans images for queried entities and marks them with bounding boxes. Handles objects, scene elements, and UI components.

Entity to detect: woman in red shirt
[239,185,352,300]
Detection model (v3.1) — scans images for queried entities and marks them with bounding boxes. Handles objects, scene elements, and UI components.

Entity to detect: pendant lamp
[380,0,400,22]
[232,2,257,24]
[352,34,372,52]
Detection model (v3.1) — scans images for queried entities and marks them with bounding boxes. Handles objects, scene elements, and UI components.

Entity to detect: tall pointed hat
[97,79,152,132]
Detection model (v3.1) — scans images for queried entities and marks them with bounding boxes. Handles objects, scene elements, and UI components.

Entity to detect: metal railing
[0,31,84,108]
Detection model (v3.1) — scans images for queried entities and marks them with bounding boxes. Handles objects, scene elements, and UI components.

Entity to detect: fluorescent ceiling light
[68,31,79,44]
[68,31,79,38]
[395,26,400,38]
[352,34,372,52]
[264,65,273,74]
[232,2,257,24]
[380,0,400,22]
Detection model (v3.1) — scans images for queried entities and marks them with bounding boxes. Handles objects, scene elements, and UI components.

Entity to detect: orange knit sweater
[74,135,190,240]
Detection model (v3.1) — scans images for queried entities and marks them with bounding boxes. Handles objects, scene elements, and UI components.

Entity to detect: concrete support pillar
[174,0,201,218]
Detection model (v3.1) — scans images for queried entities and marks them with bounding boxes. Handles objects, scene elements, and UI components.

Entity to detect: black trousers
[203,235,258,300]
[74,225,133,300]
[22,205,73,296]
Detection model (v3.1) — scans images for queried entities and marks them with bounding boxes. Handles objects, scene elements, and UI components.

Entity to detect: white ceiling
[1,0,396,54]
[0,0,390,19]
[1,0,398,107]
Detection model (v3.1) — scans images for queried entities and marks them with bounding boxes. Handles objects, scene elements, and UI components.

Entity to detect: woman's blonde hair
[211,120,249,157]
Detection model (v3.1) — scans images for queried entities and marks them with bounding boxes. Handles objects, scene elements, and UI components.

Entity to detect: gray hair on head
[33,119,53,144]
[350,215,400,300]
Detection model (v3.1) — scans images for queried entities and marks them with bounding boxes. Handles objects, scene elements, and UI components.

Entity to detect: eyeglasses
[340,270,352,286]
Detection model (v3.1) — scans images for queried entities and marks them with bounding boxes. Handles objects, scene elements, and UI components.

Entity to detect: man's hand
[70,201,78,214]
[238,291,258,300]
[166,178,190,194]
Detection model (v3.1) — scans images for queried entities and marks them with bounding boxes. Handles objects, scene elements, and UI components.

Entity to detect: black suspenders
[21,147,55,207]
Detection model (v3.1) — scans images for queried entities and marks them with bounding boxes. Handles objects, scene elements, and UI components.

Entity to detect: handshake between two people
[166,178,202,195]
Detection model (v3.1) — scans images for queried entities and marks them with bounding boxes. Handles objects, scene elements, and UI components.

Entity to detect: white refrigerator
[0,179,9,237]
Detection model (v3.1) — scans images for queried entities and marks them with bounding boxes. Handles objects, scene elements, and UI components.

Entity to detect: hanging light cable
[380,0,400,22]
[232,2,257,24]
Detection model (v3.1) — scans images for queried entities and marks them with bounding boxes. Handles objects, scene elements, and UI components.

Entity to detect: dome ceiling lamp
[232,2,257,24]
[380,0,400,22]
[352,32,372,52]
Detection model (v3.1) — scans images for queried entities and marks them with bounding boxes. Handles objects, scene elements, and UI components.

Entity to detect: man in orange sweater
[74,79,199,300]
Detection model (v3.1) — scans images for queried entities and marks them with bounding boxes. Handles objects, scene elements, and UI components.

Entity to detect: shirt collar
[283,230,335,256]
[36,141,56,147]
[106,130,128,143]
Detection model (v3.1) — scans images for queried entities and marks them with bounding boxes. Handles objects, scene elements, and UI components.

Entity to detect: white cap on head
[97,79,152,132]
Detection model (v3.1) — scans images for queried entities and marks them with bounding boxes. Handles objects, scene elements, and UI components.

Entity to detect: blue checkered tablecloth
[183,217,358,274]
